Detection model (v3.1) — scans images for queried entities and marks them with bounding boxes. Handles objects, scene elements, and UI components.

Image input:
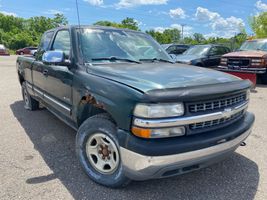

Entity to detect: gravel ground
[0,55,266,200]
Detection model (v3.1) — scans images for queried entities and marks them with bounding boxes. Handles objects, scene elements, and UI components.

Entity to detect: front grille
[227,58,250,67]
[189,110,244,130]
[189,93,246,113]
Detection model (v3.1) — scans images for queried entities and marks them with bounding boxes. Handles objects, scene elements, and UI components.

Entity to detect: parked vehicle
[16,47,38,55]
[30,49,38,56]
[218,39,267,84]
[162,44,191,56]
[0,44,10,56]
[176,44,230,68]
[17,26,254,188]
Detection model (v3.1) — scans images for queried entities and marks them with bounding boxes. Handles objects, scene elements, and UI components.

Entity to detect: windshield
[240,40,267,51]
[0,44,5,50]
[183,46,210,56]
[79,28,171,63]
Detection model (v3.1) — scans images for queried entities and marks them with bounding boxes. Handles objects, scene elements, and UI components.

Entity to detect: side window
[52,30,71,57]
[262,42,267,51]
[209,47,220,56]
[166,46,176,54]
[219,47,229,55]
[39,32,54,51]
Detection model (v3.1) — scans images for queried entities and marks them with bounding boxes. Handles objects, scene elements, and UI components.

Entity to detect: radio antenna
[75,0,85,64]
[75,0,81,28]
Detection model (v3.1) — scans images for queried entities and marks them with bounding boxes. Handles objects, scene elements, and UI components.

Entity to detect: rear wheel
[76,114,130,188]
[22,82,39,110]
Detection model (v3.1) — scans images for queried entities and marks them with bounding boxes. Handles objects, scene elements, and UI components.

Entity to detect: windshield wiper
[91,56,141,64]
[139,58,174,63]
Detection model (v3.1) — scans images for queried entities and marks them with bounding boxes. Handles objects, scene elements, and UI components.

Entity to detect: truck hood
[223,50,267,58]
[175,55,203,63]
[87,62,240,92]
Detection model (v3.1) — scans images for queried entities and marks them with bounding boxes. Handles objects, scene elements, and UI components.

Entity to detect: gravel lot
[0,55,266,200]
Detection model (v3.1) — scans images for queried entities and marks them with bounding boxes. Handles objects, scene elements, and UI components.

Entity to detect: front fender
[72,70,143,130]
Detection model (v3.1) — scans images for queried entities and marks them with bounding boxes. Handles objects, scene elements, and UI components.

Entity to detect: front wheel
[76,114,130,188]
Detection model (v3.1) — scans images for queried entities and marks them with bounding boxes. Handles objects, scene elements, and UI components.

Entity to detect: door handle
[42,69,48,76]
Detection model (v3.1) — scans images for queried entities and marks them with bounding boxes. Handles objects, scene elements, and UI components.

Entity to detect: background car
[16,47,38,55]
[162,44,191,56]
[30,49,38,56]
[175,44,230,68]
[0,44,10,56]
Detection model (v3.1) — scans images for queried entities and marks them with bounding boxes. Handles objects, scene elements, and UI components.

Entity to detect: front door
[43,29,73,117]
[32,31,54,99]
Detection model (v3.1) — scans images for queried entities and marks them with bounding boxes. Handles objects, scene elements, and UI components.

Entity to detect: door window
[209,47,221,56]
[52,30,71,57]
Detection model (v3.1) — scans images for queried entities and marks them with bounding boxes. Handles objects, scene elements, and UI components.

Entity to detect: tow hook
[240,142,246,146]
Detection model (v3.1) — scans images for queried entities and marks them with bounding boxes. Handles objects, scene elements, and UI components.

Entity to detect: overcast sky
[1,0,267,38]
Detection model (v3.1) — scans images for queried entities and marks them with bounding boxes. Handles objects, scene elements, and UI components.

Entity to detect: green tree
[193,33,205,43]
[250,12,267,38]
[0,13,68,50]
[94,17,140,31]
[121,17,139,31]
[146,28,180,44]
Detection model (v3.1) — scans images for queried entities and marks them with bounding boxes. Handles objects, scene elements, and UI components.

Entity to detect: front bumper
[218,66,266,74]
[120,113,254,181]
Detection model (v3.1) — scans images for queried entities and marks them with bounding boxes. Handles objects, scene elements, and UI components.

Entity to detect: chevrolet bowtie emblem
[222,108,233,119]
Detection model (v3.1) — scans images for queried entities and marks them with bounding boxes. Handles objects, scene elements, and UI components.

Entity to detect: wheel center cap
[102,148,109,156]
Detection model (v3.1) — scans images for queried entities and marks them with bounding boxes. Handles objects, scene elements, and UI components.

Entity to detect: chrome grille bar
[133,101,248,128]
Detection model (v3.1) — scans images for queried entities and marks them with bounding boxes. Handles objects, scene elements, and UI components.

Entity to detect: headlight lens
[220,58,228,65]
[251,59,264,66]
[133,103,184,118]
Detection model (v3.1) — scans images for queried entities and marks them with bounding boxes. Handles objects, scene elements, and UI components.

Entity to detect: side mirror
[169,54,177,62]
[42,50,70,66]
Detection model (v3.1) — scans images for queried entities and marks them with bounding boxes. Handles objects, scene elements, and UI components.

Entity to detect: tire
[20,52,24,55]
[76,113,130,188]
[21,82,39,110]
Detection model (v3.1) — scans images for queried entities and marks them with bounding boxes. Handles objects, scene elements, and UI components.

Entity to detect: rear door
[43,29,73,117]
[32,31,54,98]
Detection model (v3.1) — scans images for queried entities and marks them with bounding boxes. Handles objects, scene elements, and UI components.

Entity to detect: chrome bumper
[120,128,251,180]
[218,66,266,74]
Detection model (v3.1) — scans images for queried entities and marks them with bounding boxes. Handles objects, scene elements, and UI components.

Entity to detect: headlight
[133,103,184,118]
[220,58,228,65]
[251,58,264,66]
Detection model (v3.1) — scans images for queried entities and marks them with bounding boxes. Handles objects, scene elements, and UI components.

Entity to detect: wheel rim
[86,133,120,174]
[23,88,29,107]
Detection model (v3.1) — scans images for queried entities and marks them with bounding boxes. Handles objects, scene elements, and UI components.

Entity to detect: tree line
[0,12,266,51]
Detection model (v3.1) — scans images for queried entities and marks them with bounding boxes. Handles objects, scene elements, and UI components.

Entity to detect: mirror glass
[42,50,64,64]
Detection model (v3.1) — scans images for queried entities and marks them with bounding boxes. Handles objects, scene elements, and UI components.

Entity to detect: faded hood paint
[223,50,267,58]
[87,62,240,92]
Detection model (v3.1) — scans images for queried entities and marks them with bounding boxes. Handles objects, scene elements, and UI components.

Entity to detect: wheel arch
[75,93,117,127]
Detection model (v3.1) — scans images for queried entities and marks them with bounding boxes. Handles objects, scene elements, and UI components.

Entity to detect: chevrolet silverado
[16,26,254,188]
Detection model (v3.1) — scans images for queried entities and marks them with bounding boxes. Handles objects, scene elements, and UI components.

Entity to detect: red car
[0,44,10,56]
[16,47,37,55]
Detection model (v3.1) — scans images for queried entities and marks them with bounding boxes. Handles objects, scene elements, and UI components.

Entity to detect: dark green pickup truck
[17,25,254,188]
